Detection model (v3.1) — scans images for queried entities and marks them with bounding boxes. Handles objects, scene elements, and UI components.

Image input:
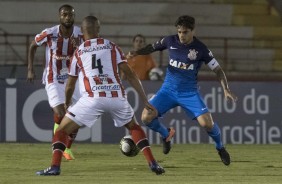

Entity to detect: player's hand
[71,37,79,49]
[27,70,36,83]
[64,103,71,111]
[126,51,137,59]
[224,89,237,103]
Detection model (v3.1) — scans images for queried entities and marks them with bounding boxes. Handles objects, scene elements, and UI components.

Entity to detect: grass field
[0,143,282,184]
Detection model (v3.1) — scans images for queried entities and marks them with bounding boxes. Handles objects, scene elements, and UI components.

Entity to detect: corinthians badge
[187,49,198,60]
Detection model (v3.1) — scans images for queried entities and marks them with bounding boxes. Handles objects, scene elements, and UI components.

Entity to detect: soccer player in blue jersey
[129,15,237,165]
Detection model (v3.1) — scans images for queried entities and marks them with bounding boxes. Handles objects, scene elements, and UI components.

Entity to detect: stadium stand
[0,0,281,79]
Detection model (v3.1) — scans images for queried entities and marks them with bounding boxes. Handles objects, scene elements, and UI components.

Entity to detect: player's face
[177,26,194,44]
[59,8,75,28]
[133,36,145,50]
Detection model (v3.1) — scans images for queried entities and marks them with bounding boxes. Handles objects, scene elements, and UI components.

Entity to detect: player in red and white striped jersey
[69,38,126,99]
[27,4,83,160]
[36,16,165,176]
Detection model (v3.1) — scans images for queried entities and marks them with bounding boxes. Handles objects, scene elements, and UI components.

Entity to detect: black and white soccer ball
[119,135,140,157]
[149,67,164,81]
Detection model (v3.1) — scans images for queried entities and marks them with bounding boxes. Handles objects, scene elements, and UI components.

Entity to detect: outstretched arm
[27,40,39,82]
[127,44,155,58]
[118,62,157,115]
[65,75,78,110]
[213,66,237,103]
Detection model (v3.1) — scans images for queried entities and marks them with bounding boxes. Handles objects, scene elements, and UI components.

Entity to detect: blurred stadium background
[0,0,282,145]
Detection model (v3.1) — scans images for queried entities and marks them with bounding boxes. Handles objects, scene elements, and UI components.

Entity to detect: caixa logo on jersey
[169,59,194,70]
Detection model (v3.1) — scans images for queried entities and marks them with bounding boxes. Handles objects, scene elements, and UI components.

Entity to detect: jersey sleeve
[152,36,168,51]
[202,47,215,65]
[69,50,79,76]
[34,29,49,46]
[115,45,127,64]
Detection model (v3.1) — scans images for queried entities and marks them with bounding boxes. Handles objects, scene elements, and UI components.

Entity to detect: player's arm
[118,62,157,114]
[65,75,78,109]
[136,44,155,55]
[128,37,166,58]
[27,40,39,82]
[209,61,237,103]
[66,50,79,109]
[127,44,155,59]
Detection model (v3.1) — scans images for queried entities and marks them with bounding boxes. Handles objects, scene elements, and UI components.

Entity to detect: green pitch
[0,143,282,184]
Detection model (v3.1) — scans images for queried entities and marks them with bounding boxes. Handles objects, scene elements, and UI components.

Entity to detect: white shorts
[45,81,81,108]
[66,97,134,128]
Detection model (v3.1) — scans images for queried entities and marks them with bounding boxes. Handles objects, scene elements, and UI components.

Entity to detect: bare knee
[53,104,66,120]
[124,117,137,130]
[197,113,214,130]
[57,116,80,135]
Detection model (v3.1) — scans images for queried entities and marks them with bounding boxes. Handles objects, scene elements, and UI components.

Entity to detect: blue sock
[146,118,169,139]
[207,123,223,150]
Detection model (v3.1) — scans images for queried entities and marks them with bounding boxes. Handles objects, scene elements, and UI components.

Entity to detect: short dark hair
[59,4,74,13]
[132,34,146,43]
[174,15,195,30]
[83,15,98,24]
[81,16,99,34]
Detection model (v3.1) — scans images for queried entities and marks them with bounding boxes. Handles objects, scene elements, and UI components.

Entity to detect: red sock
[51,130,68,167]
[130,124,155,163]
[54,113,75,149]
[66,128,78,149]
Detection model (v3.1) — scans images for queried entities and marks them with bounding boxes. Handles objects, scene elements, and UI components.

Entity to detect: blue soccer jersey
[150,35,214,119]
[153,35,214,92]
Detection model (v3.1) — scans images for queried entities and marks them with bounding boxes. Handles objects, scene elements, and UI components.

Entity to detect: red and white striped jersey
[34,25,83,84]
[69,38,127,98]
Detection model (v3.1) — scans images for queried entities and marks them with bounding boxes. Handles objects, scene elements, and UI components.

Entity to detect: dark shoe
[217,147,231,166]
[162,127,175,154]
[149,160,165,175]
[36,166,61,176]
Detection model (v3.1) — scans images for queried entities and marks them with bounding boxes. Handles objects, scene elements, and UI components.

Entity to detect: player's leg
[124,117,165,175]
[36,116,80,176]
[63,81,81,159]
[197,113,230,165]
[63,128,78,160]
[53,104,76,160]
[141,90,176,154]
[62,85,82,160]
[109,98,165,174]
[53,104,65,134]
[48,82,77,160]
[36,97,99,176]
[180,92,230,165]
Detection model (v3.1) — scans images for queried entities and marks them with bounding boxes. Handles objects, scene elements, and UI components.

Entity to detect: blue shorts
[149,88,209,120]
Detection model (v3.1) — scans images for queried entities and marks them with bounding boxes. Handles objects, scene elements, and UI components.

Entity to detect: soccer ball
[149,67,164,81]
[119,135,140,157]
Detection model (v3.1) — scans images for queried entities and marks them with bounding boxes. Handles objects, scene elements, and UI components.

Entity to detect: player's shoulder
[153,35,174,48]
[94,38,112,46]
[163,35,178,45]
[41,25,60,34]
[73,25,83,35]
[102,38,122,49]
[102,38,111,44]
[167,34,177,40]
[193,37,208,48]
[77,38,111,49]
